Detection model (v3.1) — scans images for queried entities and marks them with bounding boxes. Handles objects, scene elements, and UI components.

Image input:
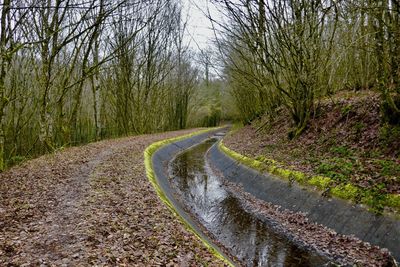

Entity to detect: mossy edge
[218,140,400,213]
[144,127,234,266]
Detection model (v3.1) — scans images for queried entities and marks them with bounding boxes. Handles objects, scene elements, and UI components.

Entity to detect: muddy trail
[0,129,226,266]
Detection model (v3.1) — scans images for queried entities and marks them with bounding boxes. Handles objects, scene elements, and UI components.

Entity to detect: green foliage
[220,140,399,213]
[360,184,388,214]
[201,107,221,127]
[374,159,400,176]
[317,157,355,182]
[189,80,234,128]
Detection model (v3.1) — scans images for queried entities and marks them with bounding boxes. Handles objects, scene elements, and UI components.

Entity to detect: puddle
[169,138,331,267]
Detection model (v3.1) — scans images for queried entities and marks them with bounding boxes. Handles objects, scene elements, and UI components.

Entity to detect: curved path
[151,128,398,266]
[0,129,227,266]
[2,127,396,266]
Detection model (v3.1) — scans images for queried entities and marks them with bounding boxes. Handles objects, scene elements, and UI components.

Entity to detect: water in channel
[169,138,331,267]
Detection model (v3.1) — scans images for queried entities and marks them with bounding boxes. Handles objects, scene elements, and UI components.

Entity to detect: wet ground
[169,138,331,267]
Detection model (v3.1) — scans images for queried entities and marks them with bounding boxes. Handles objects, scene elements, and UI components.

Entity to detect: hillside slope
[224,91,400,212]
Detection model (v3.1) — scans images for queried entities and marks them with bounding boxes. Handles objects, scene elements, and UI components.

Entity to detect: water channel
[169,137,332,267]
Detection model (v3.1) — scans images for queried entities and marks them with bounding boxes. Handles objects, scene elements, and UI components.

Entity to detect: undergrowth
[219,141,400,215]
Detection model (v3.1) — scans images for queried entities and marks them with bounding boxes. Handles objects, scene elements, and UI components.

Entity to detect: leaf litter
[0,129,227,266]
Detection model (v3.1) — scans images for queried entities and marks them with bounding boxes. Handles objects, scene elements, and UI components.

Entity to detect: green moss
[290,170,307,183]
[220,142,280,173]
[255,155,266,161]
[386,194,400,208]
[309,176,333,190]
[330,183,360,200]
[221,143,275,174]
[219,139,400,214]
[360,191,386,214]
[271,167,289,179]
[256,156,277,165]
[144,127,233,266]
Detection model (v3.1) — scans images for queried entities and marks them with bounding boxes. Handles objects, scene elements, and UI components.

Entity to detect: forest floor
[224,90,400,213]
[0,129,227,266]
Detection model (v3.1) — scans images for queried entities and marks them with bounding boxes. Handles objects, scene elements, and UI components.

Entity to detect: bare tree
[213,0,338,136]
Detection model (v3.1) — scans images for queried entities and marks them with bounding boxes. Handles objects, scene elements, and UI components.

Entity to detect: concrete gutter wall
[150,128,235,266]
[208,144,400,262]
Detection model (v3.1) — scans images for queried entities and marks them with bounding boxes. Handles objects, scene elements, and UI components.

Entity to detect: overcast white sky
[181,0,220,52]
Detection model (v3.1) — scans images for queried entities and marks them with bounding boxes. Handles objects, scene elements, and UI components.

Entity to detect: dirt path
[0,129,226,266]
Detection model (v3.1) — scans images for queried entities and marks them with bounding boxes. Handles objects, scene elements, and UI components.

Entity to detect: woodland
[0,0,399,171]
[0,1,399,265]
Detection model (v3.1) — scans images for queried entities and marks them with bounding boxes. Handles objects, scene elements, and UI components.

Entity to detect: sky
[181,0,221,52]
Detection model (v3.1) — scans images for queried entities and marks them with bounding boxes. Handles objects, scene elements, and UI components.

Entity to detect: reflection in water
[169,138,330,267]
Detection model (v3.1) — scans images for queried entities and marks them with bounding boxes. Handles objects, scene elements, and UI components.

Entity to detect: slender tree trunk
[38,40,53,152]
[0,60,5,171]
[38,0,59,153]
[0,0,11,170]
[91,38,101,140]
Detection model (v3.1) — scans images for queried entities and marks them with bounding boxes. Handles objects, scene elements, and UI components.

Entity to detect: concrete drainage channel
[208,142,400,263]
[149,128,235,266]
[149,128,399,265]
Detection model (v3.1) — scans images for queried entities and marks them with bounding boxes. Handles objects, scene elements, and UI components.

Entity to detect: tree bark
[0,0,11,170]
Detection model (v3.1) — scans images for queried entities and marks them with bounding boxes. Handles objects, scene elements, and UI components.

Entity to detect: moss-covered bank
[219,140,400,214]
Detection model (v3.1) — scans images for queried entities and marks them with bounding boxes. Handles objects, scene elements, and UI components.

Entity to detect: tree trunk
[0,0,11,170]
